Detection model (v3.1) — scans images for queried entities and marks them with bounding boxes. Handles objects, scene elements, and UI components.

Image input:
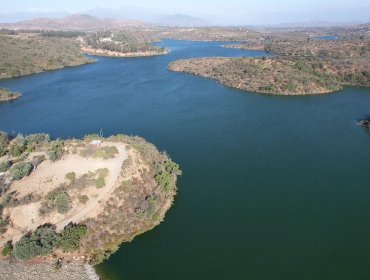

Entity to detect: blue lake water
[312,35,339,41]
[1,40,370,279]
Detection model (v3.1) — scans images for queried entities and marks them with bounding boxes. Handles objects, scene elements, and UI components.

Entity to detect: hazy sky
[1,0,370,24]
[2,0,368,13]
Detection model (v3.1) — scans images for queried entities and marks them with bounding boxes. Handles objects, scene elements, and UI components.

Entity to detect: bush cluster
[0,132,10,157]
[13,225,60,260]
[48,140,64,162]
[55,193,71,214]
[1,241,12,256]
[10,162,33,180]
[58,223,87,253]
[13,224,87,260]
[0,161,11,172]
[9,135,26,157]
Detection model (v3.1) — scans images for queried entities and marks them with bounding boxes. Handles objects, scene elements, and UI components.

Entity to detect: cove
[1,40,370,280]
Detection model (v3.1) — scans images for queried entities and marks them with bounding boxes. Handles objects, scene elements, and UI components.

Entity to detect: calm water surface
[0,40,370,280]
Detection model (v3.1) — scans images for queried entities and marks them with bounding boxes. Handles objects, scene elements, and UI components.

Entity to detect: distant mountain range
[79,6,214,27]
[0,11,68,23]
[0,5,368,28]
[0,6,213,27]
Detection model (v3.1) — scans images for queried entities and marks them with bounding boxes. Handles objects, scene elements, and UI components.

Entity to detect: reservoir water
[1,40,370,279]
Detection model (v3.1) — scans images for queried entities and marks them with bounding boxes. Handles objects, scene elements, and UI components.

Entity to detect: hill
[0,34,94,79]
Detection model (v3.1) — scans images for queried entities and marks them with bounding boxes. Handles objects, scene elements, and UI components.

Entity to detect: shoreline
[0,260,100,280]
[0,60,96,81]
[81,47,169,58]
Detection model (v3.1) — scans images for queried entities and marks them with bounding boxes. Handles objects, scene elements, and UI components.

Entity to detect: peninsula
[81,30,168,58]
[0,88,21,103]
[169,27,370,95]
[0,133,181,276]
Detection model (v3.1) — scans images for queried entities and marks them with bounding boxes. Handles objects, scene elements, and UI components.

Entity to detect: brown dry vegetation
[265,38,370,59]
[169,57,344,95]
[169,29,370,95]
[81,135,181,264]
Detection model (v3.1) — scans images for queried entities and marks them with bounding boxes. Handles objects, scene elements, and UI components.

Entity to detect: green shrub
[93,146,118,159]
[96,168,109,178]
[83,134,100,141]
[154,160,181,193]
[9,135,26,157]
[65,172,76,182]
[31,155,45,169]
[48,140,64,162]
[0,161,11,172]
[13,226,60,260]
[155,172,173,192]
[95,168,108,188]
[55,193,71,214]
[39,200,55,216]
[26,133,50,144]
[58,223,87,253]
[1,241,12,256]
[95,177,105,188]
[10,162,33,180]
[0,132,10,156]
[0,218,8,234]
[78,195,89,204]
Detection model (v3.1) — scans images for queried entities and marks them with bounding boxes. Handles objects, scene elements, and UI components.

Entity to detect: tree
[0,132,9,156]
[0,161,11,172]
[48,140,64,162]
[1,241,12,256]
[58,223,87,252]
[10,162,32,180]
[9,135,26,157]
[55,193,71,214]
[13,226,60,260]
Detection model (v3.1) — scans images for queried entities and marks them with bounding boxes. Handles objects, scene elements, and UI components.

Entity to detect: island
[0,88,21,103]
[0,132,181,278]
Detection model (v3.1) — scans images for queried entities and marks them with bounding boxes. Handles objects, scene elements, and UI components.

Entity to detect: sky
[1,0,370,24]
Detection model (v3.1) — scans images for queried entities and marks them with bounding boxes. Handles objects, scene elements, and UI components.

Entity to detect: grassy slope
[0,35,94,79]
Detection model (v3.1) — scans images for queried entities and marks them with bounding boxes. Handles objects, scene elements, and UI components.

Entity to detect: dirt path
[0,143,128,246]
[55,144,127,231]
